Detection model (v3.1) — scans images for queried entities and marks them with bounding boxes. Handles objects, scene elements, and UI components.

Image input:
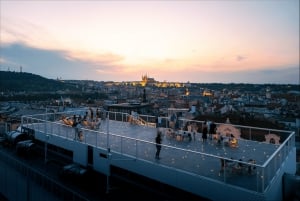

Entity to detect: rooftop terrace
[21,109,296,201]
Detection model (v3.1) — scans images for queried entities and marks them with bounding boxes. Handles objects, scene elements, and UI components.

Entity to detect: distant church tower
[141,74,148,87]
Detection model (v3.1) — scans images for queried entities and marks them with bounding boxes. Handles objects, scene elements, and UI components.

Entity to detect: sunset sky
[0,0,299,84]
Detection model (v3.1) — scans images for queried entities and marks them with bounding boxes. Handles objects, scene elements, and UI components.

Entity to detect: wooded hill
[0,71,76,92]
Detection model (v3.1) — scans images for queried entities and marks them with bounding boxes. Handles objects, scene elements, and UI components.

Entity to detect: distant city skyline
[0,0,299,84]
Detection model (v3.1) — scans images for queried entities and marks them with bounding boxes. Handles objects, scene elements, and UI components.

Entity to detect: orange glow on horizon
[1,1,298,83]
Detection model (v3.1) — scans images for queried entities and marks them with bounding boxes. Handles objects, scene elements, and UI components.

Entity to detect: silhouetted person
[84,111,88,121]
[209,121,216,140]
[202,122,208,142]
[155,131,162,159]
[90,108,94,121]
[96,108,100,119]
[72,115,78,127]
[78,115,82,124]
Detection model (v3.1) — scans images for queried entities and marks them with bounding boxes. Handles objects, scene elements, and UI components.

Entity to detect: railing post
[51,119,53,135]
[106,151,111,194]
[21,116,24,129]
[135,139,138,159]
[106,111,111,195]
[223,160,226,183]
[59,123,61,138]
[26,165,30,201]
[106,111,110,150]
[96,130,98,148]
[261,167,265,192]
[43,118,46,133]
[256,168,259,192]
[44,134,49,164]
[274,155,277,176]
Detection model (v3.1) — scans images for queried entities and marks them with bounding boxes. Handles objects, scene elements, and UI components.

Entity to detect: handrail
[176,117,292,134]
[23,110,292,135]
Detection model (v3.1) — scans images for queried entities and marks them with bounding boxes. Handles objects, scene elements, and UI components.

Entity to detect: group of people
[154,120,240,160]
[155,120,217,159]
[65,108,101,126]
[213,133,238,147]
[154,120,217,159]
[201,121,217,143]
[65,108,102,141]
[83,107,101,122]
[200,121,239,147]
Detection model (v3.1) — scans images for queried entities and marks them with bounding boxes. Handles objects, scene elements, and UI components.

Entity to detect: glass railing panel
[135,140,155,161]
[82,128,97,146]
[95,131,107,148]
[118,136,137,156]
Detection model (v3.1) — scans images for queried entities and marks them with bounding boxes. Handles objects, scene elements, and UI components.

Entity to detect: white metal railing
[21,110,295,193]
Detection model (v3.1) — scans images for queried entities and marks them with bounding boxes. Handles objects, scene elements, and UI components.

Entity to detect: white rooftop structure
[21,109,296,201]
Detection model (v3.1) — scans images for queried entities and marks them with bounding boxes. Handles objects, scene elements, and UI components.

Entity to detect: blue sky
[0,0,299,84]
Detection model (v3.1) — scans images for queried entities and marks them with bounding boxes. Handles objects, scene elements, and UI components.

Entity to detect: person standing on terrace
[155,131,162,159]
[90,107,94,121]
[96,108,100,119]
[209,121,216,140]
[202,121,208,143]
